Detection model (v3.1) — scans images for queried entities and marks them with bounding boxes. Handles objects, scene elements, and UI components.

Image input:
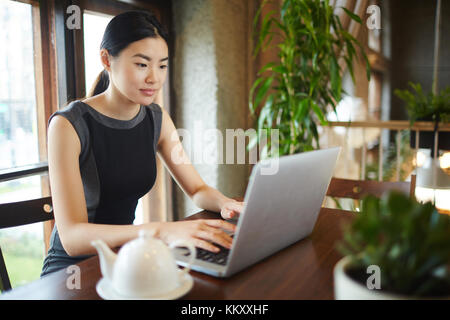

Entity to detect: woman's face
[106,36,169,106]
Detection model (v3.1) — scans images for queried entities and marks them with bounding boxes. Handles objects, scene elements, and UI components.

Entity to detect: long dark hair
[87,11,169,97]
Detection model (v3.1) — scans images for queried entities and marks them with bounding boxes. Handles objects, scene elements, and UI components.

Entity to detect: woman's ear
[100,49,112,72]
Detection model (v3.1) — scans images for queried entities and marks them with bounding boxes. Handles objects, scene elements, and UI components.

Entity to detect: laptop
[174,147,341,277]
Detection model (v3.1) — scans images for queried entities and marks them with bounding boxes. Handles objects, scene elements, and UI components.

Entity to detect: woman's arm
[191,185,244,219]
[156,107,244,219]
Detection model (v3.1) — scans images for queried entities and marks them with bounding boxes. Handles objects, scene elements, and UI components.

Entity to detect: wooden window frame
[0,0,58,251]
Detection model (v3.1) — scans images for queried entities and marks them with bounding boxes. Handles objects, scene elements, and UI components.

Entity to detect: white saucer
[96,270,193,300]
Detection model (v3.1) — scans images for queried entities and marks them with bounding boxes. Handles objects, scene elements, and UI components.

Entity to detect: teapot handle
[169,240,196,275]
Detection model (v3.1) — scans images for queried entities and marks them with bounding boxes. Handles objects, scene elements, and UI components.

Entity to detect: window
[0,0,40,170]
[83,11,112,93]
[0,0,52,289]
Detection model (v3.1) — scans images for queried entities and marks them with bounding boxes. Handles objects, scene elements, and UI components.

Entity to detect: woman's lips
[140,89,156,96]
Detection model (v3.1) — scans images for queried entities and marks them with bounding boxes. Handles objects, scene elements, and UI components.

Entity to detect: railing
[0,163,48,183]
[320,120,450,213]
[322,120,450,181]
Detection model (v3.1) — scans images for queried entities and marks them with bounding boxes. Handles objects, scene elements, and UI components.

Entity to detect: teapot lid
[121,229,167,258]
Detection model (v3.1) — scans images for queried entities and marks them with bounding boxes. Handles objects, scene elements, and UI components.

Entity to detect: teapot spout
[91,239,117,282]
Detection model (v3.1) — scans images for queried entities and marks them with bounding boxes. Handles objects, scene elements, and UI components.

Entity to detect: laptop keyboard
[181,225,236,266]
[196,245,230,266]
[181,242,231,266]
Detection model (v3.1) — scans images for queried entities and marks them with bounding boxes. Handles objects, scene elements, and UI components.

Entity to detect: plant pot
[333,256,450,300]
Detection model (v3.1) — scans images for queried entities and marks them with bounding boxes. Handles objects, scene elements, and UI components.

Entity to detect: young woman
[41,11,243,276]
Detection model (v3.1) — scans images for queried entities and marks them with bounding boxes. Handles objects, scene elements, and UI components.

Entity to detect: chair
[0,196,53,292]
[325,175,416,214]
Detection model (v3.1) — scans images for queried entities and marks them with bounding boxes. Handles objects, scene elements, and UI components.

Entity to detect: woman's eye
[160,65,168,69]
[136,63,147,68]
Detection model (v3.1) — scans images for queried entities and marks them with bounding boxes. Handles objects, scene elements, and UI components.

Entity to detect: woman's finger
[203,219,236,232]
[192,238,220,252]
[220,209,229,219]
[206,225,233,244]
[221,201,244,219]
[195,229,232,249]
[221,208,235,219]
[228,202,244,213]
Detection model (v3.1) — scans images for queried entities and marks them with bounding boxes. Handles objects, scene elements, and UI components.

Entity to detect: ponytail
[87,69,109,98]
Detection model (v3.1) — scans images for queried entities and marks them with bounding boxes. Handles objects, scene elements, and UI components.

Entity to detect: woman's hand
[156,219,236,252]
[220,200,244,220]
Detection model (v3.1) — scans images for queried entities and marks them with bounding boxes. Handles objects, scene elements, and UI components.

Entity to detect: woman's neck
[96,86,141,121]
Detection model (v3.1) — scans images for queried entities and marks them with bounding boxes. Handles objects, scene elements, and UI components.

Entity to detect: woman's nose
[145,68,158,84]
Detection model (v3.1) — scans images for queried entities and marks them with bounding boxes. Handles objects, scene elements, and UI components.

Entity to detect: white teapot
[91,230,196,298]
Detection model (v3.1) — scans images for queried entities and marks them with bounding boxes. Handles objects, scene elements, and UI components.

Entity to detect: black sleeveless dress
[41,100,162,276]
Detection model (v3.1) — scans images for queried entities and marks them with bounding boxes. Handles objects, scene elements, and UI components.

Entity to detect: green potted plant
[334,191,450,299]
[395,83,450,190]
[249,0,370,157]
[394,83,450,150]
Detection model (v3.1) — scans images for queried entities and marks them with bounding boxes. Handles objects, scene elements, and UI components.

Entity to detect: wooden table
[0,208,353,300]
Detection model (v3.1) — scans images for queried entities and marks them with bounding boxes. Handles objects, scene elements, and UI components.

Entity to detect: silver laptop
[175,147,341,277]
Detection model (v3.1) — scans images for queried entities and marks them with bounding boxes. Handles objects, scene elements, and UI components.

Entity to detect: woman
[41,11,243,276]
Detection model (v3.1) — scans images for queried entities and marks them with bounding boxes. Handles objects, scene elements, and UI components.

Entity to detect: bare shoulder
[48,115,81,156]
[158,106,177,147]
[160,107,175,128]
[160,105,170,120]
[48,114,76,137]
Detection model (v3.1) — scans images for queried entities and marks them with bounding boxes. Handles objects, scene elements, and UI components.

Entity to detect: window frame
[0,0,58,177]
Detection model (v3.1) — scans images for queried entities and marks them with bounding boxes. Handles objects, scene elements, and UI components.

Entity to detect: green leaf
[330,56,341,99]
[258,62,276,75]
[309,120,320,148]
[312,52,319,70]
[344,56,355,83]
[254,76,274,113]
[272,65,288,75]
[341,30,358,43]
[340,7,362,24]
[269,17,288,38]
[246,131,258,152]
[254,9,276,56]
[309,76,319,97]
[280,0,290,20]
[294,98,310,122]
[310,101,327,125]
[249,77,265,113]
[258,94,275,130]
